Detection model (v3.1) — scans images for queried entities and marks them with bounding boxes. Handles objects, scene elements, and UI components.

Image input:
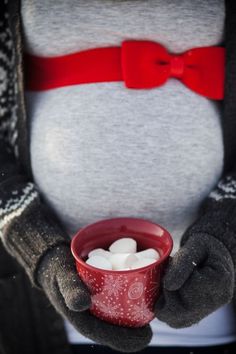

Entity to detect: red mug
[71,217,173,327]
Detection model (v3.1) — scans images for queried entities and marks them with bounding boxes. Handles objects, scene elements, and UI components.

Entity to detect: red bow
[122,40,225,100]
[24,40,225,100]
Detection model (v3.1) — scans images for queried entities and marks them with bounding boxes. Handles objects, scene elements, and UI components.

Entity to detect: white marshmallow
[109,238,137,254]
[136,248,160,261]
[109,253,138,270]
[130,258,157,269]
[86,255,112,270]
[88,248,111,259]
[119,268,130,271]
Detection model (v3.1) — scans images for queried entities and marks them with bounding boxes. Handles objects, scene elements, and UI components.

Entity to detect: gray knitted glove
[37,244,91,312]
[37,244,152,353]
[154,232,235,328]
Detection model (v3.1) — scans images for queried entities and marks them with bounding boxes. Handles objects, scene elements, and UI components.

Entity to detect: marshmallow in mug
[86,237,161,270]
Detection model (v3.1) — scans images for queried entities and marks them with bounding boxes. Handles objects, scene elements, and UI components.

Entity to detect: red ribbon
[24,40,225,100]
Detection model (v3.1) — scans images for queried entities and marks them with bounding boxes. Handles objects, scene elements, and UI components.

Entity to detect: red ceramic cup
[71,217,173,328]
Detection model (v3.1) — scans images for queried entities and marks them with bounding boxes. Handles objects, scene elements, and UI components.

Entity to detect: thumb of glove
[57,267,91,311]
[38,244,92,312]
[163,238,207,291]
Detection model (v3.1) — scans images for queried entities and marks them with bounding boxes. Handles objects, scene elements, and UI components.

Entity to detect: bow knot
[170,55,185,78]
[121,40,225,100]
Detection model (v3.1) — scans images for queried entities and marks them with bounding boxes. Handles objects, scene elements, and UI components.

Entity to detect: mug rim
[71,217,173,275]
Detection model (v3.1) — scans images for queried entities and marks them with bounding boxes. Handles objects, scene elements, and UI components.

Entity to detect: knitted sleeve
[180,173,236,259]
[0,0,70,287]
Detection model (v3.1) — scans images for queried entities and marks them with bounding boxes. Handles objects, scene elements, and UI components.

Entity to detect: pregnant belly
[26,79,224,248]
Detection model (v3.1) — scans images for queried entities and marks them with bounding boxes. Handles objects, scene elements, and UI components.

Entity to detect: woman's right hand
[37,244,152,352]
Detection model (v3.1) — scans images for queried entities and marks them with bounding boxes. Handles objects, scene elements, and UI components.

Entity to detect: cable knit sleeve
[0,0,70,288]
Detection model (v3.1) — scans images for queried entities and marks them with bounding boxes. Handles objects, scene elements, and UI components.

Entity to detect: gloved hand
[37,244,152,352]
[154,232,235,328]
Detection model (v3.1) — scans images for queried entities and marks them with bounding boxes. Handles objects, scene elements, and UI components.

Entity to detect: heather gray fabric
[21,0,225,255]
[20,0,236,347]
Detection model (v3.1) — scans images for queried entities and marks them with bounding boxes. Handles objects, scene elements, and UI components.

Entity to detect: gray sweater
[22,0,225,254]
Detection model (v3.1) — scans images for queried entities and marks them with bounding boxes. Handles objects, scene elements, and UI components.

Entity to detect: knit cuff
[0,174,71,288]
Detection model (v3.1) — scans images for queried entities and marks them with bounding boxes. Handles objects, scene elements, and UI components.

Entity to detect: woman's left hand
[154,232,235,328]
